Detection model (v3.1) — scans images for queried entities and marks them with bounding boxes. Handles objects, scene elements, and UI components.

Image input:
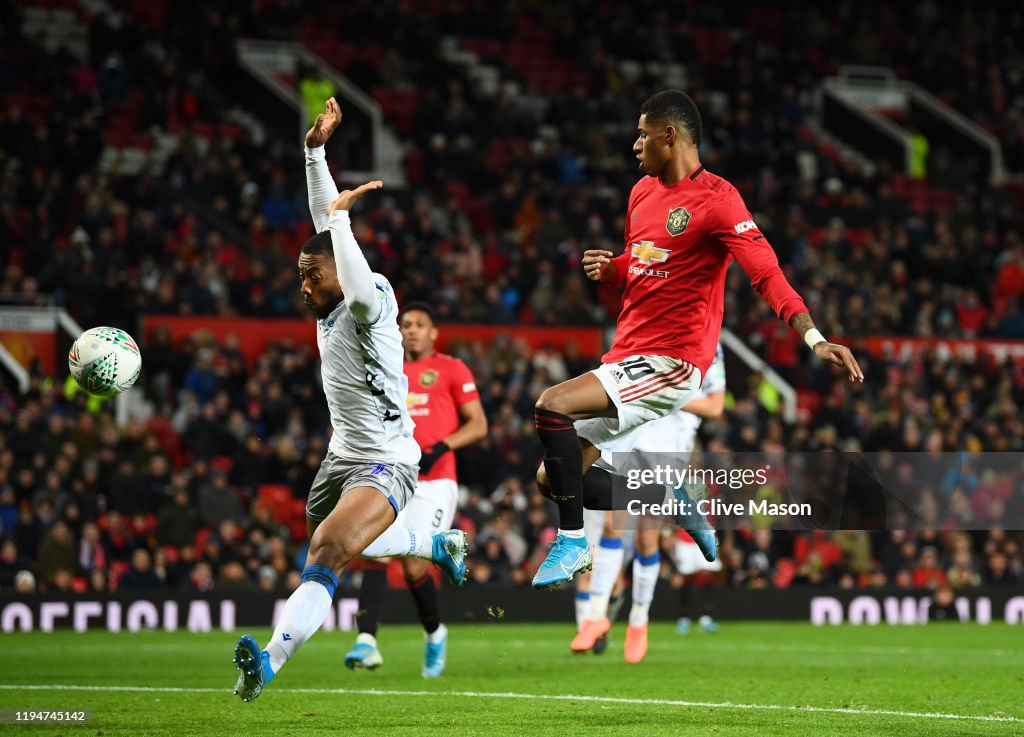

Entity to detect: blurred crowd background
[1,0,1022,597]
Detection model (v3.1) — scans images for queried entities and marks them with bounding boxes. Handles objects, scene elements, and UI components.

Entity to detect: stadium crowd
[0,328,1021,595]
[1,1,1023,596]
[2,1,1023,335]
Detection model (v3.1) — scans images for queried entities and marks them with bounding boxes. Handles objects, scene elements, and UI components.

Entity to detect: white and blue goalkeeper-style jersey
[315,280,419,465]
[306,144,419,466]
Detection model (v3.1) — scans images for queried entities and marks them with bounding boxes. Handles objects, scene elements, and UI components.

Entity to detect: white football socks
[427,622,447,645]
[588,537,624,620]
[265,571,336,673]
[574,590,590,629]
[629,551,660,627]
[361,525,433,560]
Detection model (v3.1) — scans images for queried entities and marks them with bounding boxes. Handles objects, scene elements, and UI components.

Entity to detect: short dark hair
[641,90,702,148]
[401,301,439,325]
[300,230,333,258]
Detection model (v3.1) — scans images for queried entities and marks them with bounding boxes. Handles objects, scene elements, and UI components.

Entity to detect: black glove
[418,441,450,474]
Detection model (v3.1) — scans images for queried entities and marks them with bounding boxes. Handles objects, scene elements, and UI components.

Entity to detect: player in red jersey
[344,302,488,677]
[532,90,863,589]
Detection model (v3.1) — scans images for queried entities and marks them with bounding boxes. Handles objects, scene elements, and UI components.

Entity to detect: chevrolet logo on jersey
[406,392,429,408]
[666,206,691,237]
[631,241,671,265]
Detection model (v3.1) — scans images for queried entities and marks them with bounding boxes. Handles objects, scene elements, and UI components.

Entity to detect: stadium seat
[773,559,797,589]
[258,484,292,509]
[210,456,233,474]
[194,528,214,552]
[109,561,131,589]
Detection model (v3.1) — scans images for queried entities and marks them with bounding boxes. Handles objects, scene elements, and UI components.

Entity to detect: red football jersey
[603,166,808,376]
[405,352,480,481]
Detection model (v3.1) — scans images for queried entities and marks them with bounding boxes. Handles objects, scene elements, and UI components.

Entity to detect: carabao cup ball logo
[68,327,143,397]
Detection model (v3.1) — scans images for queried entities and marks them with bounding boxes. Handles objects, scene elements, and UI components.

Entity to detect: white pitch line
[0,684,1020,724]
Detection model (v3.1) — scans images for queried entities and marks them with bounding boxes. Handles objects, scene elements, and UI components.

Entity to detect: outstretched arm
[789,312,864,382]
[305,97,343,233]
[327,181,385,324]
[717,190,863,383]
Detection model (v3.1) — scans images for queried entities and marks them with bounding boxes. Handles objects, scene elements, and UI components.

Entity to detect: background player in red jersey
[532,90,864,589]
[345,302,488,677]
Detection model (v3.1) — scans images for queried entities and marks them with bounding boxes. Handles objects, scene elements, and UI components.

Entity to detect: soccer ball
[68,327,143,397]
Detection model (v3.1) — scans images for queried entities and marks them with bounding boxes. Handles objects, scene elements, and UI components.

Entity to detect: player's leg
[695,573,720,633]
[398,479,459,677]
[234,485,395,701]
[532,373,614,588]
[675,536,724,634]
[359,517,468,586]
[571,512,624,652]
[671,537,704,634]
[574,506,604,632]
[344,559,388,670]
[676,571,721,633]
[574,570,592,630]
[624,523,661,664]
[571,463,671,511]
[607,573,627,624]
[581,357,716,561]
[345,479,463,673]
[594,569,627,655]
[307,484,387,671]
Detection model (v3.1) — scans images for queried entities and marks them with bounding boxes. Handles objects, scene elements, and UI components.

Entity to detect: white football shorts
[392,477,459,536]
[576,355,701,456]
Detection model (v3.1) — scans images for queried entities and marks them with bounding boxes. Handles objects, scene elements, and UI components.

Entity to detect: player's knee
[535,388,570,417]
[536,466,553,499]
[308,535,356,572]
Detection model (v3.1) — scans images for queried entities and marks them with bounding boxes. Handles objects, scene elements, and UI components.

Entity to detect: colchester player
[533,90,863,589]
[573,345,726,663]
[232,99,468,701]
[345,302,487,677]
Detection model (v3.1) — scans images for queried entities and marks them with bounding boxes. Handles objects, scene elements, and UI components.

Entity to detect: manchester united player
[532,90,863,589]
[345,302,487,677]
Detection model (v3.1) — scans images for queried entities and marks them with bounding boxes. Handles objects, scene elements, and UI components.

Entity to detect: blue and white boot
[422,624,448,678]
[671,480,718,562]
[532,534,593,589]
[432,530,469,586]
[233,634,275,702]
[699,615,720,633]
[344,632,384,670]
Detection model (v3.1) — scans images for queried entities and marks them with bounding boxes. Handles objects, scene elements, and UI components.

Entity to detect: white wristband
[804,328,827,350]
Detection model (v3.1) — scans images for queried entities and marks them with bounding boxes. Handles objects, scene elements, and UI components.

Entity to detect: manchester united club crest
[666,207,691,237]
[419,370,438,387]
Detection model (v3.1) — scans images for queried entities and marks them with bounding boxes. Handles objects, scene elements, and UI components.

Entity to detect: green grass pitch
[1,622,1021,736]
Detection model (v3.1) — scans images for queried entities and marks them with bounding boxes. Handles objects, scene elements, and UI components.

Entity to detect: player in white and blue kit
[232,98,467,702]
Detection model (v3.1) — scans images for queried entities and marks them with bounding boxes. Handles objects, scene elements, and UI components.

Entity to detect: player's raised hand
[328,180,383,214]
[813,341,865,383]
[305,97,342,148]
[582,249,616,281]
